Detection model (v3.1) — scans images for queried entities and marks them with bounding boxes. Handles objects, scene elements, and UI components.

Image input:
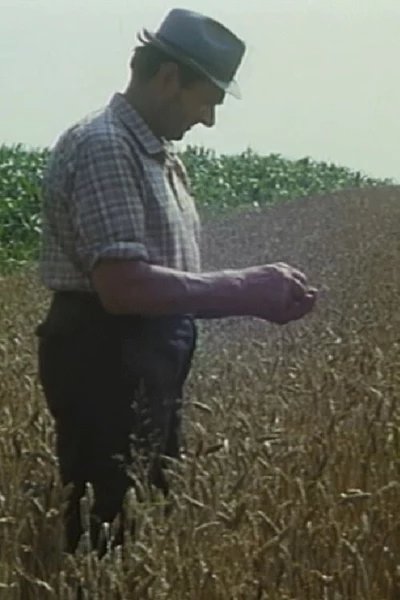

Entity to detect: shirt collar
[109,92,175,159]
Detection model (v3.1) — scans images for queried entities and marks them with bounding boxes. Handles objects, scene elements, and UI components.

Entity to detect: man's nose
[200,106,215,128]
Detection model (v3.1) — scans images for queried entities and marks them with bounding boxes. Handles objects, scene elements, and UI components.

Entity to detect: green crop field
[0,143,399,599]
[0,143,393,271]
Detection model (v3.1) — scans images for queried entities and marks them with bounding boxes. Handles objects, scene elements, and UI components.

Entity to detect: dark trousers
[36,292,196,555]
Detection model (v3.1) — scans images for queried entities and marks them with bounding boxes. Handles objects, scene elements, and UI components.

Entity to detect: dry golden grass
[0,186,399,599]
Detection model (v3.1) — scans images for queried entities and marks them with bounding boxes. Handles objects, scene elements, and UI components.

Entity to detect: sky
[1,0,400,181]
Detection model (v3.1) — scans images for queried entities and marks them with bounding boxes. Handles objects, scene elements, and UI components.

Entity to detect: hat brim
[137,29,241,100]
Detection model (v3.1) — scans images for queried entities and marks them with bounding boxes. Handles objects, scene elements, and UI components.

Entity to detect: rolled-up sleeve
[70,131,149,273]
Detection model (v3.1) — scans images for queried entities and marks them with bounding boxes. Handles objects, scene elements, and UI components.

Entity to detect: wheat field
[0,186,399,599]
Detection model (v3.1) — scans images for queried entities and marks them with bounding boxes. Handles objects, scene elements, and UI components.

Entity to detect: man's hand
[239,262,318,324]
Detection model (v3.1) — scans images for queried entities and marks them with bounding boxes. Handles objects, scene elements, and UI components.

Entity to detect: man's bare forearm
[92,260,247,318]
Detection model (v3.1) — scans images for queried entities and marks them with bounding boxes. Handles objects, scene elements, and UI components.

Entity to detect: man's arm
[70,131,150,276]
[92,259,242,316]
[71,132,317,325]
[91,258,318,325]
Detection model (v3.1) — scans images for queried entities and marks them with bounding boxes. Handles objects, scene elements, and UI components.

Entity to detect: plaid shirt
[39,93,201,291]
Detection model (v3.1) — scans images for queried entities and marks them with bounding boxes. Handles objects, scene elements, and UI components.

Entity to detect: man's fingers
[291,268,308,287]
[290,277,308,302]
[276,289,317,324]
[287,290,318,321]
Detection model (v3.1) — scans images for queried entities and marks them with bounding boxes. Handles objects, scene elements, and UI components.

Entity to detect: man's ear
[157,62,181,93]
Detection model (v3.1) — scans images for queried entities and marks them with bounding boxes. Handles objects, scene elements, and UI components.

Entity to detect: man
[36,8,317,555]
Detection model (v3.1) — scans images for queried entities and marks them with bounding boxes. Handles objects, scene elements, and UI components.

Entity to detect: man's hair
[131,44,208,87]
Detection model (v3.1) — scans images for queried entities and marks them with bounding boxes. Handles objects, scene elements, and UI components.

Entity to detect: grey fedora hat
[137,8,246,99]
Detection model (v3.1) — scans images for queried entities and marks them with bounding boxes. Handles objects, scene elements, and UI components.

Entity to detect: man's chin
[168,131,185,142]
[165,126,191,142]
